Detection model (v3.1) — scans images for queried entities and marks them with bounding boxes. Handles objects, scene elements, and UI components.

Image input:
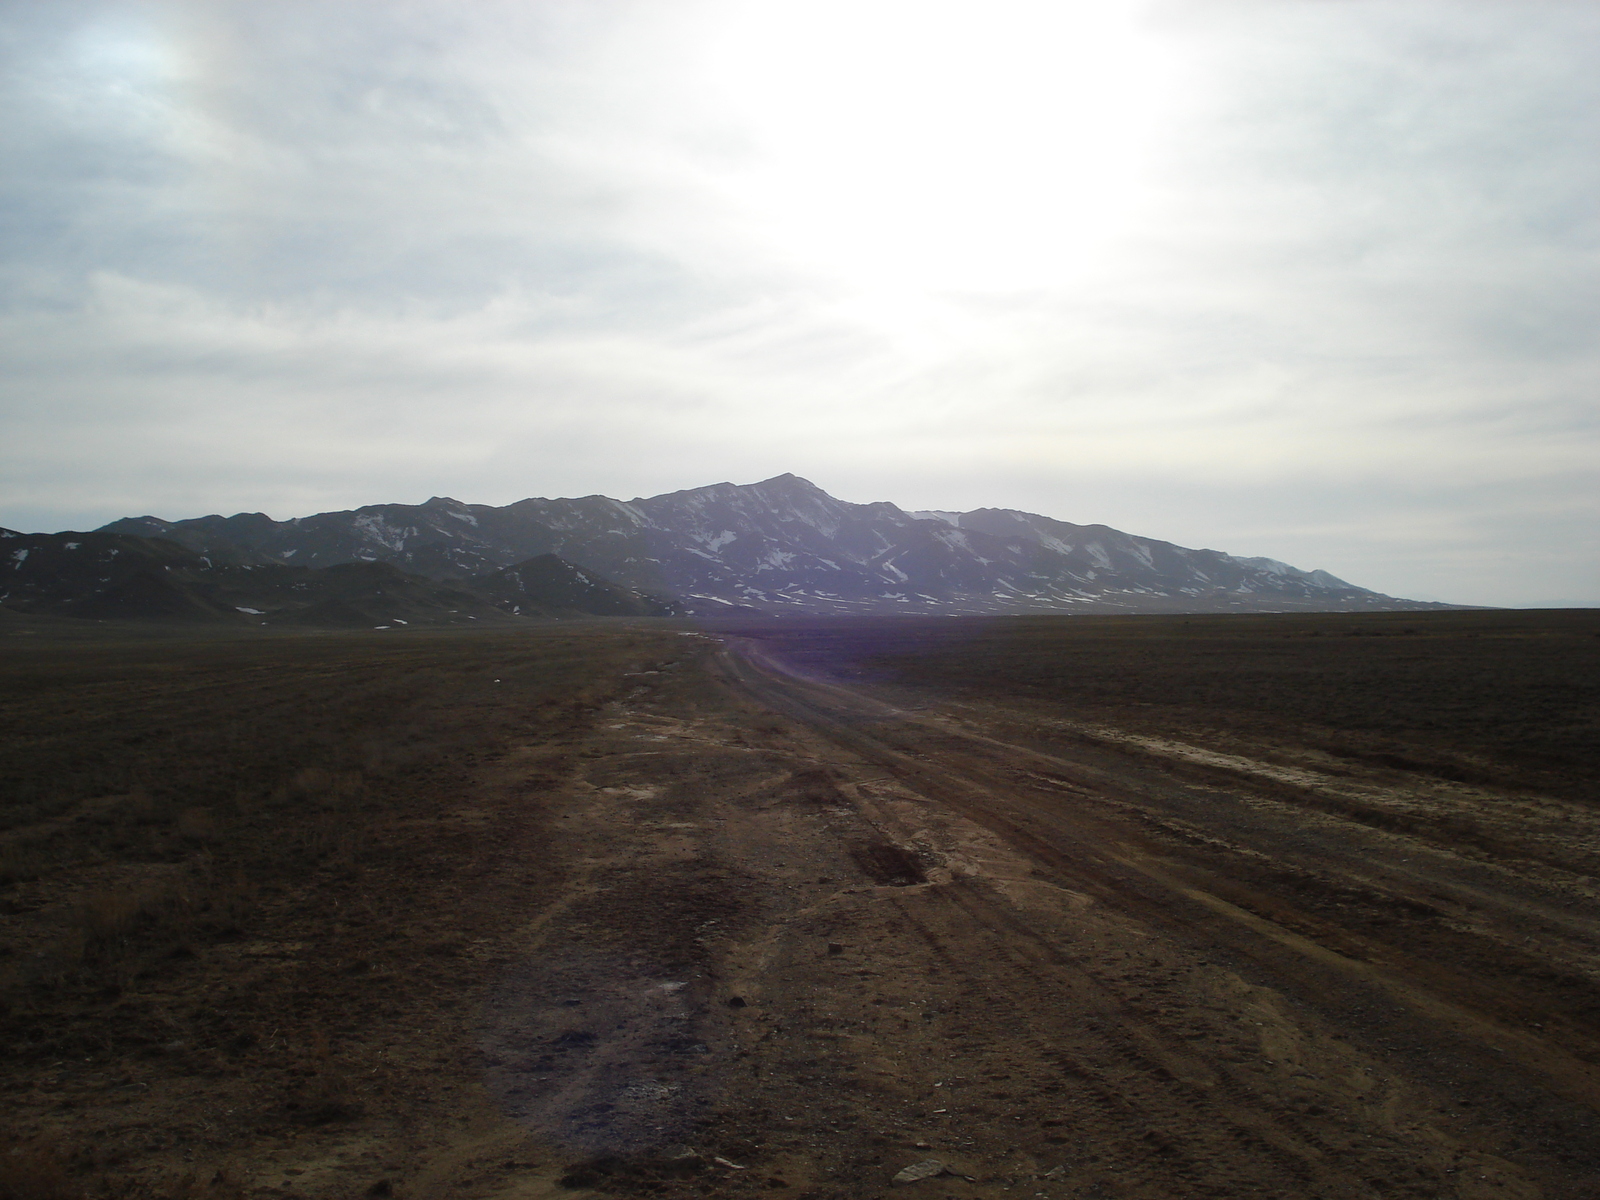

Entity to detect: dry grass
[0,621,689,1191]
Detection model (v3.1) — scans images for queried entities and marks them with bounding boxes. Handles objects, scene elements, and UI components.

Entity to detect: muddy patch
[849,840,928,887]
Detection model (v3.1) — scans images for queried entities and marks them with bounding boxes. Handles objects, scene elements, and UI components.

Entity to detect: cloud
[0,0,1595,606]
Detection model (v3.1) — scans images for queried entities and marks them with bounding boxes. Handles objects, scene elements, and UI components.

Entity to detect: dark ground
[3,609,1598,1200]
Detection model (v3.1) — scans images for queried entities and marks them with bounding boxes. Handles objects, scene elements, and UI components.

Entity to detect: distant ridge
[0,529,679,626]
[88,474,1453,615]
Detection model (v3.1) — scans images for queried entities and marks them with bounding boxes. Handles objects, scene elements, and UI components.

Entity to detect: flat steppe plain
[2,610,1597,1200]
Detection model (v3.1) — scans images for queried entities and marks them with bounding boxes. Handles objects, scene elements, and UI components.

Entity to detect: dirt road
[6,616,1598,1199]
[472,628,1600,1200]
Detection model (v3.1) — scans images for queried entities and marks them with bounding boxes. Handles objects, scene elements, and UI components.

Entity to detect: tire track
[707,636,1600,1197]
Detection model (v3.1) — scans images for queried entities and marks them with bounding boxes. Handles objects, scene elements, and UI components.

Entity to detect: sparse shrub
[174,807,219,844]
[47,868,254,993]
[0,1138,80,1200]
[122,791,157,823]
[285,1066,365,1125]
[93,1165,249,1200]
[77,888,154,953]
[290,766,334,798]
[0,840,45,886]
[294,811,366,866]
[286,766,367,809]
[333,769,366,804]
[149,1169,247,1200]
[68,884,186,990]
[201,870,255,938]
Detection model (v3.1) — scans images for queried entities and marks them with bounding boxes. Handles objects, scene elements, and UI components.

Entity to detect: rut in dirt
[687,633,1600,1198]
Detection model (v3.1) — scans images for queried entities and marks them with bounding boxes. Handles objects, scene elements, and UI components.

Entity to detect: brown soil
[3,611,1599,1200]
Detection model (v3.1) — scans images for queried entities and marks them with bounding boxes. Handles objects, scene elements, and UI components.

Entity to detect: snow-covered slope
[96,475,1443,615]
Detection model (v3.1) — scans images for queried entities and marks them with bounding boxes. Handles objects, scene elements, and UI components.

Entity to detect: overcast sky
[2,0,1596,606]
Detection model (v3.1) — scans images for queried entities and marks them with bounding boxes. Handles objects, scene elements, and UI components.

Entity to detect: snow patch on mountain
[89,476,1436,616]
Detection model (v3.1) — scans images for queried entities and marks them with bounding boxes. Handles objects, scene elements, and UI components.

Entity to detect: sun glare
[691,0,1174,295]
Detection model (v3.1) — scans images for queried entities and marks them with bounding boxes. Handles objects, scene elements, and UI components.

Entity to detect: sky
[1,0,1596,608]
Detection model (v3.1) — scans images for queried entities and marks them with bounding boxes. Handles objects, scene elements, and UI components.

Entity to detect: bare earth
[3,612,1599,1200]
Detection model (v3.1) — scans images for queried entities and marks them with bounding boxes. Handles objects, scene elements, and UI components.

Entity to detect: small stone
[1041,1165,1068,1180]
[828,942,845,955]
[892,1159,947,1185]
[727,995,748,1008]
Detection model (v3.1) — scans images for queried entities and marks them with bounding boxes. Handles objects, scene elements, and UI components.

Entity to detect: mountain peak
[78,476,1444,615]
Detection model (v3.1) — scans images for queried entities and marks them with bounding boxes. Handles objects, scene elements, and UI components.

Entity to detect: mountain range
[10,473,1449,621]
